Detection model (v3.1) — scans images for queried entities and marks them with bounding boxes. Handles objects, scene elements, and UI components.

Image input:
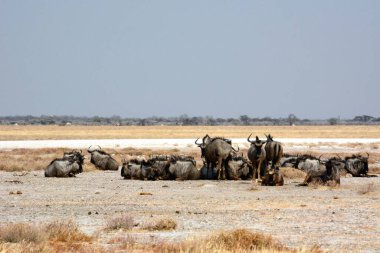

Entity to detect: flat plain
[1,125,380,140]
[1,125,380,252]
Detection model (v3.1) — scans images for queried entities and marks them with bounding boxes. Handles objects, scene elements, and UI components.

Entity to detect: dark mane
[210,137,232,144]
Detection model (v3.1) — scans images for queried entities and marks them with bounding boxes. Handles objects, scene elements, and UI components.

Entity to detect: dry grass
[1,125,380,140]
[44,220,91,242]
[0,224,325,253]
[0,223,46,243]
[113,229,324,252]
[144,218,177,231]
[0,220,90,244]
[105,214,135,231]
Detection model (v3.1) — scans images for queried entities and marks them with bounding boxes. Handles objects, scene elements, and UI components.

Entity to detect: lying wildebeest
[295,155,340,186]
[280,153,299,168]
[344,154,375,177]
[195,135,239,180]
[261,163,284,186]
[226,155,253,180]
[247,134,266,181]
[88,145,119,171]
[45,150,85,177]
[264,134,283,168]
[167,155,200,180]
[121,156,156,180]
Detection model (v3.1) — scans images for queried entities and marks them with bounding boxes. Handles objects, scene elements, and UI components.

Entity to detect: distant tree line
[0,114,379,126]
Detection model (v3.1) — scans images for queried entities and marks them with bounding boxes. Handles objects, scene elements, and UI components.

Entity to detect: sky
[0,1,379,119]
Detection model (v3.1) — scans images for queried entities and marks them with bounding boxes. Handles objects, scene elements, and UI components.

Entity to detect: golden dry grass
[0,227,324,253]
[144,218,177,231]
[1,125,380,140]
[113,229,324,253]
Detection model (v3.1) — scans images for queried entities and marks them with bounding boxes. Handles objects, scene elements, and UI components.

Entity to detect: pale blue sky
[0,1,379,118]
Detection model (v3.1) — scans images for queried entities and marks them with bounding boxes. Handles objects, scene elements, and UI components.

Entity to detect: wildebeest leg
[297,173,310,186]
[217,158,223,180]
[256,160,262,183]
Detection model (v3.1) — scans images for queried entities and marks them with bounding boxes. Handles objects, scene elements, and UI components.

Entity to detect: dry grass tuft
[0,223,46,243]
[0,220,90,245]
[357,183,377,195]
[144,218,177,231]
[105,214,134,231]
[44,220,91,243]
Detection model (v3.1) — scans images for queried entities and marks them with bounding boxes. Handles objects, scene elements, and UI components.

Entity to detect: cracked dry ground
[1,170,379,252]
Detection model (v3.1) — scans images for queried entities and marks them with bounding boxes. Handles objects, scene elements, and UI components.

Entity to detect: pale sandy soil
[1,139,380,252]
[1,170,379,252]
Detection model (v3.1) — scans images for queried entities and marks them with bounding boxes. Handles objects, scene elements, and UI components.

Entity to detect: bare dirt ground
[1,126,380,252]
[1,157,380,252]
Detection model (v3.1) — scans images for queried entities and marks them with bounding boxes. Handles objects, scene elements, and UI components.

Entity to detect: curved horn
[195,138,202,146]
[202,134,209,143]
[318,154,323,161]
[247,133,254,143]
[96,145,102,150]
[232,146,240,152]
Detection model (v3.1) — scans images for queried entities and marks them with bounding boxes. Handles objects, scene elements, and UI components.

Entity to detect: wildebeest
[195,135,239,180]
[264,134,283,168]
[45,150,85,177]
[226,155,253,180]
[344,154,374,177]
[280,153,299,168]
[295,155,340,186]
[167,155,200,180]
[121,157,156,180]
[88,145,119,171]
[261,163,284,186]
[247,134,266,181]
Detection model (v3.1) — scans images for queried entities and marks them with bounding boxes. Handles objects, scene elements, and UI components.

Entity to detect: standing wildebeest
[226,155,253,180]
[344,154,374,177]
[261,163,284,186]
[264,134,283,168]
[295,155,340,186]
[45,151,85,177]
[88,146,119,171]
[247,134,266,181]
[195,135,239,180]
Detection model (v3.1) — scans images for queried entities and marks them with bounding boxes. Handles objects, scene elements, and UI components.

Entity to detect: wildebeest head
[247,134,266,153]
[195,134,212,157]
[344,153,369,176]
[64,150,85,164]
[264,134,274,142]
[87,145,102,153]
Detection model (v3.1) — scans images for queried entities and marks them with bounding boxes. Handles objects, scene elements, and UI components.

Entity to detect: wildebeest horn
[195,138,202,146]
[232,146,239,152]
[202,134,209,143]
[247,133,254,143]
[318,154,323,161]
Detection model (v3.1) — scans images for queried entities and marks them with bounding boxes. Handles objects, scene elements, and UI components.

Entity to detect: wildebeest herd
[44,134,376,186]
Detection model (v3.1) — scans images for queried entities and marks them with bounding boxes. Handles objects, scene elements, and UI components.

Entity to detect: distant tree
[328,118,339,125]
[239,115,250,125]
[353,115,374,122]
[287,114,297,126]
